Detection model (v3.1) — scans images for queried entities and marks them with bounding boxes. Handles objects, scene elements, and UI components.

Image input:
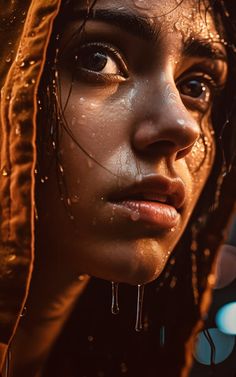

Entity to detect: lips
[109,174,186,230]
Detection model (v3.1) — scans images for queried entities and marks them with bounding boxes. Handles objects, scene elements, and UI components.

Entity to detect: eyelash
[72,42,129,83]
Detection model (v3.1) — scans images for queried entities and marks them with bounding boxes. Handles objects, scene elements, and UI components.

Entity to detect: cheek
[60,80,137,165]
[186,113,216,175]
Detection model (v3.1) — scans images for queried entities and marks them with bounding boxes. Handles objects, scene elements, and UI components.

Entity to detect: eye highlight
[72,42,129,84]
[177,73,224,113]
[179,79,210,101]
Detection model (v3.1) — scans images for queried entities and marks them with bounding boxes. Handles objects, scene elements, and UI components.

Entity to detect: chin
[122,260,164,286]
[92,252,165,286]
[78,237,168,286]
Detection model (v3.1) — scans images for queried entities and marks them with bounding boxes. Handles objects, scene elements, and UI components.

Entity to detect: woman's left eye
[73,42,129,83]
[178,77,212,104]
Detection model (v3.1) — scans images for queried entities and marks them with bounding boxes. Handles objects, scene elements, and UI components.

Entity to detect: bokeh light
[216,302,236,335]
[194,328,235,365]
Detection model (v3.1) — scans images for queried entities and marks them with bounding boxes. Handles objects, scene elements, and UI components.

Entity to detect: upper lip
[110,174,186,210]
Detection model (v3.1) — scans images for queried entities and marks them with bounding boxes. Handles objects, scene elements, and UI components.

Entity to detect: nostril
[176,143,196,160]
[150,140,177,156]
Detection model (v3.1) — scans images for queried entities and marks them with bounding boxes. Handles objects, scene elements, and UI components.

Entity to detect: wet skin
[38,0,228,285]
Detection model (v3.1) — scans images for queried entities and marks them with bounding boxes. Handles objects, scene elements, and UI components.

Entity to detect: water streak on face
[38,0,228,285]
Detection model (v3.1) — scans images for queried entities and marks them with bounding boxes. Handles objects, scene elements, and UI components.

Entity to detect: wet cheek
[58,88,138,206]
[63,93,134,160]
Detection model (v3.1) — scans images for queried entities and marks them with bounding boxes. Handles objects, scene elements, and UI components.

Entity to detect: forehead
[76,0,221,43]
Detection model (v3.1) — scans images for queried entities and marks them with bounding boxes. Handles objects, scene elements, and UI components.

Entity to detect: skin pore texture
[8,1,228,376]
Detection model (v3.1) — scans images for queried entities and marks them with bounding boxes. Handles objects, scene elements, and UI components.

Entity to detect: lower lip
[114,200,180,230]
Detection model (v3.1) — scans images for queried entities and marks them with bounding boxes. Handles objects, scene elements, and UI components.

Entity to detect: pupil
[184,80,204,98]
[82,51,107,72]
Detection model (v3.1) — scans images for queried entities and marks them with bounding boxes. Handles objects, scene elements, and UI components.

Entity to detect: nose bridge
[132,79,200,156]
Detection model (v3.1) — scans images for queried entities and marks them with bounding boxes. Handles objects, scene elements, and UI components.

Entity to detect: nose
[132,82,200,160]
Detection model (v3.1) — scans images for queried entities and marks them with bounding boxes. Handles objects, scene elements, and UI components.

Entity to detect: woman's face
[38,0,227,285]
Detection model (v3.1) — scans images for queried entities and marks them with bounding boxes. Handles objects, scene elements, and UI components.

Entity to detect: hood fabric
[0,0,61,369]
[0,1,235,376]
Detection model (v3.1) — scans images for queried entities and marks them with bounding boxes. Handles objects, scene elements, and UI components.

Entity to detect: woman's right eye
[72,42,129,83]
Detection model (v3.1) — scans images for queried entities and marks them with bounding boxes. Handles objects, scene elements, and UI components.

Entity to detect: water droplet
[2,168,9,177]
[131,211,140,221]
[170,276,177,288]
[208,273,215,287]
[135,174,142,183]
[111,282,120,315]
[87,159,94,169]
[133,0,149,9]
[90,102,98,109]
[20,306,27,317]
[5,55,12,63]
[71,194,79,203]
[8,254,16,262]
[71,116,76,127]
[177,119,185,126]
[135,284,144,332]
[15,125,21,135]
[204,248,210,257]
[59,164,64,174]
[35,205,39,221]
[160,326,165,347]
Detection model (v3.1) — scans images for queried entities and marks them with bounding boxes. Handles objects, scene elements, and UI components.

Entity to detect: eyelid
[177,61,228,87]
[177,72,225,91]
[76,41,129,79]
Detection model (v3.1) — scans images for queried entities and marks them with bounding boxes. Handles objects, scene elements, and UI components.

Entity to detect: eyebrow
[71,8,227,62]
[183,38,227,62]
[71,8,159,41]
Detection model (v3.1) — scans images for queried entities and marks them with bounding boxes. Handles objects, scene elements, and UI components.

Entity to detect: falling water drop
[135,284,144,332]
[111,282,120,315]
[160,326,165,347]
